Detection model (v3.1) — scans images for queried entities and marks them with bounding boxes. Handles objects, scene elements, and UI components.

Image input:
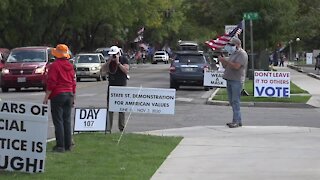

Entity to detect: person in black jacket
[102,46,129,133]
[315,53,320,75]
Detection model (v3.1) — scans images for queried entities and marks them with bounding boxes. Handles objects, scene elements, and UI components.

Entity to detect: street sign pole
[250,19,254,75]
[242,20,245,51]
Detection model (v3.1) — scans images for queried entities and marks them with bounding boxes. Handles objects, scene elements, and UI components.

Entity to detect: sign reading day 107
[74,108,107,131]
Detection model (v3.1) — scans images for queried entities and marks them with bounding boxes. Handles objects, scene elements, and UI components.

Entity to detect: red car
[1,46,53,92]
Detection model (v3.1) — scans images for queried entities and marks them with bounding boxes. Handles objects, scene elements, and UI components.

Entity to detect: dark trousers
[108,111,125,131]
[50,92,73,149]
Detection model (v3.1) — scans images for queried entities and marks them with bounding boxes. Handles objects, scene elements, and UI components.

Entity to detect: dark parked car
[1,46,53,92]
[169,51,211,91]
[95,47,111,58]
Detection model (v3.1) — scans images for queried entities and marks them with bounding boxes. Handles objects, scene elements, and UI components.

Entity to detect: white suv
[152,51,169,64]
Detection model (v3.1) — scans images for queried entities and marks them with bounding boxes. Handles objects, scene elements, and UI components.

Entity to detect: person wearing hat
[102,45,129,133]
[43,44,76,152]
[218,37,248,128]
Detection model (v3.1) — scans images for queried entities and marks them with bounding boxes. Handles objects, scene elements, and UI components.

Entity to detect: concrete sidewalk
[147,126,320,180]
[146,66,320,180]
[276,66,320,108]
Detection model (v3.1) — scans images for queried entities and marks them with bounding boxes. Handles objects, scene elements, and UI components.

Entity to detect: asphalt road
[1,63,320,139]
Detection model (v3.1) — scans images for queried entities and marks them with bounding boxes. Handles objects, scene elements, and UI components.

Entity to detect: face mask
[225,45,237,55]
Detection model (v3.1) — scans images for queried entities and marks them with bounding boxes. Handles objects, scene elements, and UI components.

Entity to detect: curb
[287,64,320,80]
[287,64,303,72]
[307,73,320,80]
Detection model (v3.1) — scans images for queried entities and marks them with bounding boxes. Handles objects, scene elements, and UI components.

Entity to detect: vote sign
[254,71,290,98]
[74,108,107,131]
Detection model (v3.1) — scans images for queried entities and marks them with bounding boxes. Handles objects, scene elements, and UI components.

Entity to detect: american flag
[205,21,243,50]
[137,27,145,35]
[134,27,145,42]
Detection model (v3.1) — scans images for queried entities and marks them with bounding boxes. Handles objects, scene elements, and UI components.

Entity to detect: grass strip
[213,80,311,103]
[1,133,182,180]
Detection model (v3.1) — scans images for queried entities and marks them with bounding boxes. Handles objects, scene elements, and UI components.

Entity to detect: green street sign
[243,12,259,20]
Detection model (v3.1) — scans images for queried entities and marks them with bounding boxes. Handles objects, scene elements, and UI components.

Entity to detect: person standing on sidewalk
[218,37,248,128]
[315,53,320,75]
[102,46,129,133]
[43,44,76,152]
[279,54,286,67]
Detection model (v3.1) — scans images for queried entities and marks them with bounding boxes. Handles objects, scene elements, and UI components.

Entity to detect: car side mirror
[49,57,55,63]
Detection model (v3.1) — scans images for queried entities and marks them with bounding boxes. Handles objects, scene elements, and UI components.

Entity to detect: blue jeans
[50,92,73,149]
[226,80,243,124]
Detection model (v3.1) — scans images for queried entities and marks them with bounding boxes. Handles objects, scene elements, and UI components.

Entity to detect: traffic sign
[243,12,259,20]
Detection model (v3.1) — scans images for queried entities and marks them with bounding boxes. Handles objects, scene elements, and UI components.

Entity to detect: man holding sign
[218,37,248,128]
[102,46,129,133]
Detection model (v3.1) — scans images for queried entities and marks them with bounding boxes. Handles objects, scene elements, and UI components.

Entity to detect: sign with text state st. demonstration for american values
[0,101,48,173]
[109,86,176,115]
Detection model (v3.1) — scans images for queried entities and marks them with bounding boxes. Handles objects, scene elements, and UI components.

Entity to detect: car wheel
[170,79,179,90]
[15,87,21,92]
[1,87,8,92]
[204,86,210,91]
[76,77,81,82]
[97,74,102,81]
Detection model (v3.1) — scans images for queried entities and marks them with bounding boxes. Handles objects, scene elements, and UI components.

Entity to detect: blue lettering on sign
[255,86,289,97]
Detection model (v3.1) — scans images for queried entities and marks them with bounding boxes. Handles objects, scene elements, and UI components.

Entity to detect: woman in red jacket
[43,44,76,153]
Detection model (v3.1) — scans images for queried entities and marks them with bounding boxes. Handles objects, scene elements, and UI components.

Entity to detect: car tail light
[169,66,176,73]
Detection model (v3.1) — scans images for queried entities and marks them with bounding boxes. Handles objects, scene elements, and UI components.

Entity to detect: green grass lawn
[213,80,311,103]
[1,133,182,180]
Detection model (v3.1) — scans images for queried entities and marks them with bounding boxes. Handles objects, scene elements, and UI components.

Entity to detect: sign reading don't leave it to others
[254,71,290,98]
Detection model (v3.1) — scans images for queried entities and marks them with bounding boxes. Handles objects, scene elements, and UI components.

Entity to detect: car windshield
[155,52,165,55]
[176,55,205,64]
[7,49,46,63]
[76,55,100,63]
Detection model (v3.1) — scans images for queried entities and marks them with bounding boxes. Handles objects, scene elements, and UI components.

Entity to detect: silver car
[75,53,107,82]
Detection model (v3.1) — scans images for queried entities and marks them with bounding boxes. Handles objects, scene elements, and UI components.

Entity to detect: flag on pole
[205,20,243,50]
[134,35,143,42]
[137,27,145,35]
[134,27,145,42]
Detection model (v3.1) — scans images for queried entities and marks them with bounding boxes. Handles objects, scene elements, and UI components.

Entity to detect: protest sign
[109,86,176,114]
[0,101,48,173]
[204,70,226,87]
[254,71,290,98]
[74,108,107,132]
